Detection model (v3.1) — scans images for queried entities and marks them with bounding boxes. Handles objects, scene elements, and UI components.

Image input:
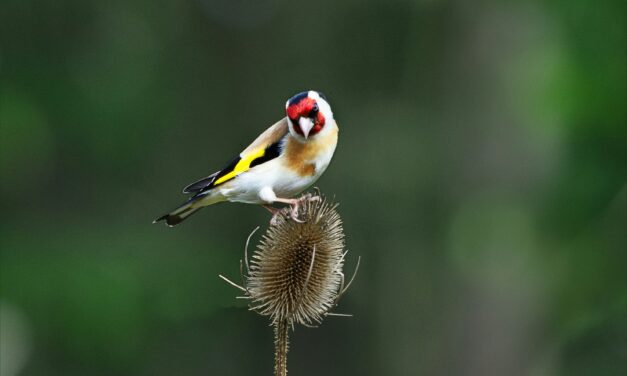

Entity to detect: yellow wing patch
[213,147,266,185]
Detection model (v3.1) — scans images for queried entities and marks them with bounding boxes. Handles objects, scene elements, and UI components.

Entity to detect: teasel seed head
[218,192,359,376]
[247,195,347,327]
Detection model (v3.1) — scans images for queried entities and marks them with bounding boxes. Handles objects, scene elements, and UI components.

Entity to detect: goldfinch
[154,90,338,226]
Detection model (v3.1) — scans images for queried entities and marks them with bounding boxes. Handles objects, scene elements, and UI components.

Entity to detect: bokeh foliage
[0,0,625,375]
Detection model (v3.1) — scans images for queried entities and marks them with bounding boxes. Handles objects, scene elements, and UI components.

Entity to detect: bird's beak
[299,118,314,139]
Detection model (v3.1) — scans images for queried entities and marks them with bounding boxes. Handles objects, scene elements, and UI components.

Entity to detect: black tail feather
[153,203,202,227]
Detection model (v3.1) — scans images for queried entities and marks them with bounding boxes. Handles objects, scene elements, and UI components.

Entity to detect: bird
[154,90,339,227]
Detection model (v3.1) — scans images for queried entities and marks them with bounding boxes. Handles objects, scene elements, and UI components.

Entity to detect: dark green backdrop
[1,0,625,375]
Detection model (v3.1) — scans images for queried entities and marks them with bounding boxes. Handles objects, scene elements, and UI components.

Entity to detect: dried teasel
[219,192,359,376]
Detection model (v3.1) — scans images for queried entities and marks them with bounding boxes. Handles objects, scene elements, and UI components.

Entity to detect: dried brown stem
[274,319,289,376]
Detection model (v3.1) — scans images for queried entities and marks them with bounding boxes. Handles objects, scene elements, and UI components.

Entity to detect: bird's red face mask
[286,97,326,139]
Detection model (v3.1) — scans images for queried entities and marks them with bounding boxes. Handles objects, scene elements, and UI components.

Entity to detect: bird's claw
[290,207,304,223]
[307,195,321,203]
[268,205,303,225]
[290,194,320,222]
[299,193,320,203]
[268,193,321,225]
[270,212,282,226]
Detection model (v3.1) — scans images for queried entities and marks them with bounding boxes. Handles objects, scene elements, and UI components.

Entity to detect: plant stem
[274,319,289,376]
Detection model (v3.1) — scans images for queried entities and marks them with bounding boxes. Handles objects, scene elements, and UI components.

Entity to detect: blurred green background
[1,0,625,375]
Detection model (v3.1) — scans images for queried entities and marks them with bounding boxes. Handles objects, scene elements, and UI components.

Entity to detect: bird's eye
[311,103,319,115]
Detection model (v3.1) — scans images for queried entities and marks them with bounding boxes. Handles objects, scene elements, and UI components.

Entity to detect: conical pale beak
[299,118,314,139]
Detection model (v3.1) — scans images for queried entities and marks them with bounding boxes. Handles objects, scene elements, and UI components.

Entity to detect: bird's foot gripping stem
[267,194,320,225]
